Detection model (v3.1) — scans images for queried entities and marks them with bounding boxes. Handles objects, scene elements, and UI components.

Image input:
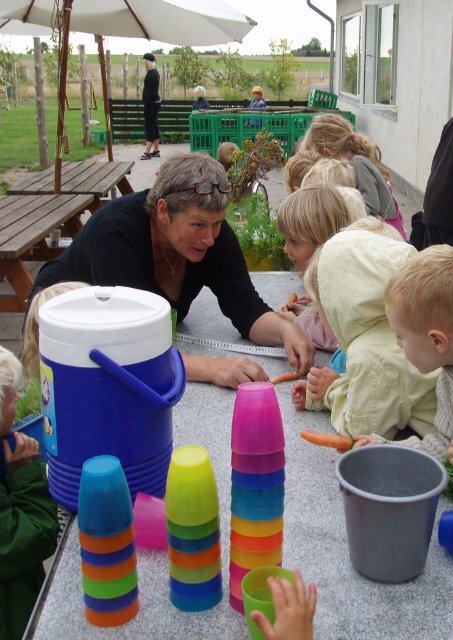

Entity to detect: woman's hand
[306,367,340,401]
[291,380,307,411]
[279,321,315,376]
[182,353,269,390]
[277,309,297,322]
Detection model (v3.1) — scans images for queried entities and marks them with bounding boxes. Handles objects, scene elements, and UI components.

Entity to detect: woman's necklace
[153,218,181,277]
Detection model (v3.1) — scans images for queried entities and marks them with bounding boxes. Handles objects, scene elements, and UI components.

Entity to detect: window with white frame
[341,13,361,96]
[362,2,399,107]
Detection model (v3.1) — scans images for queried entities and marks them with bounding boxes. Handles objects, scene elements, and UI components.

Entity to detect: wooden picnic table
[0,193,94,312]
[7,157,134,210]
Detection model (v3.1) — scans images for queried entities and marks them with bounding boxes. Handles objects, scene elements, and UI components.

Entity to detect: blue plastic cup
[169,573,222,597]
[231,498,285,521]
[168,529,220,553]
[83,586,139,612]
[170,587,223,612]
[231,484,285,505]
[80,541,136,567]
[78,456,133,536]
[232,468,285,490]
[438,511,453,554]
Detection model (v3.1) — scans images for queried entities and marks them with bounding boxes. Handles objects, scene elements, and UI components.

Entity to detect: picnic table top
[6,158,134,197]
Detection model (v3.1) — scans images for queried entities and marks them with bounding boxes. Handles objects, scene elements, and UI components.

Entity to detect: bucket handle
[89,347,186,410]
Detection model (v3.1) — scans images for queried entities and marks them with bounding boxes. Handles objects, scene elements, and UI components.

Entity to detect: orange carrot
[287,292,298,304]
[300,430,353,451]
[272,372,299,385]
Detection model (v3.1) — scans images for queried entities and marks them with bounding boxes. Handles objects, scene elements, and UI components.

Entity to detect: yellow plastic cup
[166,446,219,526]
[230,514,284,537]
[230,544,282,570]
[242,567,295,640]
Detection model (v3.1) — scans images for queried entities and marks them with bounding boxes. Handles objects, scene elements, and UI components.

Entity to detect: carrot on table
[300,430,353,451]
[272,372,299,385]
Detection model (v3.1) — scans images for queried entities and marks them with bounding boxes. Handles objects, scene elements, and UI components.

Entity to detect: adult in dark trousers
[141,53,161,160]
[422,117,453,247]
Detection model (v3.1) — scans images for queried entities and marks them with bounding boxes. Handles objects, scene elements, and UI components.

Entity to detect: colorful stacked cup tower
[78,455,139,627]
[166,445,223,611]
[229,382,285,614]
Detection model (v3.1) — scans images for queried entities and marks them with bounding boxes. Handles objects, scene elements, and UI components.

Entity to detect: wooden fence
[109,99,309,143]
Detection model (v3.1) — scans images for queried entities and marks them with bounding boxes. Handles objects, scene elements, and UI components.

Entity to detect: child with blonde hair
[292,230,438,440]
[302,157,355,188]
[354,245,453,462]
[192,86,210,111]
[300,114,407,239]
[217,141,240,173]
[21,282,89,379]
[284,151,322,193]
[277,183,359,352]
[0,347,58,640]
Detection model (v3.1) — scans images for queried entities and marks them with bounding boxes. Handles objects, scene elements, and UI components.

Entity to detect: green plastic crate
[90,129,107,144]
[308,89,338,109]
[216,113,241,136]
[289,112,314,149]
[265,113,291,134]
[190,132,216,157]
[189,112,217,135]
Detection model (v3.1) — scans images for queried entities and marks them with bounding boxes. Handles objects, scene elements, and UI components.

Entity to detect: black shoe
[150,150,160,157]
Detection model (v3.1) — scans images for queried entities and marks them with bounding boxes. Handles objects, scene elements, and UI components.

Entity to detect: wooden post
[12,61,19,107]
[55,0,73,193]
[95,35,114,162]
[123,53,128,100]
[79,44,90,146]
[33,37,49,169]
[135,57,140,100]
[106,49,113,100]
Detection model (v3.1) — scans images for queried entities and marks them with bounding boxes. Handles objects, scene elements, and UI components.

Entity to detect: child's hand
[447,438,453,465]
[307,366,340,401]
[291,380,307,411]
[352,435,376,449]
[250,569,317,640]
[2,432,39,464]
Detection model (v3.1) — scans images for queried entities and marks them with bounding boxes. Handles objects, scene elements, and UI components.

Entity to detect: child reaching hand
[291,230,439,440]
[0,347,59,640]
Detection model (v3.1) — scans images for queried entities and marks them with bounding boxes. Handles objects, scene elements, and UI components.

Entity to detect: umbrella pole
[95,35,114,162]
[54,0,73,193]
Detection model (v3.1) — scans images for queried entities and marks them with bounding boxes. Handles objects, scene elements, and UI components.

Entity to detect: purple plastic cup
[231,450,285,474]
[133,492,167,550]
[231,382,284,456]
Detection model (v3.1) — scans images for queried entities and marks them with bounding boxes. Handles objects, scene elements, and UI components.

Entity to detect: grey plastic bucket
[335,445,448,583]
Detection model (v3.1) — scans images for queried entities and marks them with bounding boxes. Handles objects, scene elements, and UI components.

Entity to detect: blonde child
[217,141,240,173]
[21,282,89,379]
[277,183,360,352]
[0,347,58,640]
[354,245,453,462]
[192,86,210,111]
[284,151,322,193]
[302,157,355,188]
[292,230,438,440]
[300,114,407,239]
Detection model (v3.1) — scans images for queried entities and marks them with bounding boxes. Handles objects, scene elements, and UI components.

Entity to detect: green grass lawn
[0,98,104,176]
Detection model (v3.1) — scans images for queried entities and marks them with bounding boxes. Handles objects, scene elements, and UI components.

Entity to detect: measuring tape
[174,333,287,358]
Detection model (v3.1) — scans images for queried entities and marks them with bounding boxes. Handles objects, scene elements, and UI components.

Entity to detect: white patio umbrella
[0,0,257,189]
[0,19,52,35]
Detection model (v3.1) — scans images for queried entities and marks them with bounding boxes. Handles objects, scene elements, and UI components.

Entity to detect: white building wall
[335,0,453,193]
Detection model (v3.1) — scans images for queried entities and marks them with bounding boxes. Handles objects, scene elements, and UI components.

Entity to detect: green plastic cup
[171,308,177,338]
[242,567,295,640]
[166,446,219,526]
[82,569,138,599]
[166,515,220,540]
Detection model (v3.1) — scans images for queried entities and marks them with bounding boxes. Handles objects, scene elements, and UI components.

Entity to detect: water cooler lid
[38,286,172,366]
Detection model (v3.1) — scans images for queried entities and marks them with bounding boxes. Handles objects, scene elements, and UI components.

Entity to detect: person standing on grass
[141,53,161,160]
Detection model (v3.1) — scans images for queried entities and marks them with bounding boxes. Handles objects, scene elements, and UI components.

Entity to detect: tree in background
[210,48,254,99]
[43,35,79,87]
[264,39,299,100]
[172,46,209,98]
[292,36,329,57]
[0,45,27,86]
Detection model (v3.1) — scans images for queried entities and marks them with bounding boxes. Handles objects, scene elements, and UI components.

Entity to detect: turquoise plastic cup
[78,455,133,537]
[166,446,219,526]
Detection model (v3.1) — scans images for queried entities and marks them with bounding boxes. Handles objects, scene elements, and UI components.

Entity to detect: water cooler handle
[89,347,186,410]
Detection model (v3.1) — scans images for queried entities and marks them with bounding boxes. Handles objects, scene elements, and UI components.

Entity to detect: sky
[1,0,335,56]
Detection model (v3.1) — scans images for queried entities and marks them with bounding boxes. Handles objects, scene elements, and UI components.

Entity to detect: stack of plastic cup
[78,455,139,627]
[229,382,285,614]
[165,445,223,611]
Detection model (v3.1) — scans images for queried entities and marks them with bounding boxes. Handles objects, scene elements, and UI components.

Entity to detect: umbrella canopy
[0,0,257,45]
[0,18,52,35]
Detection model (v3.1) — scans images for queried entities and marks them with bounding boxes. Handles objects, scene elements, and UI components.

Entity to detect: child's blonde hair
[302,157,355,188]
[300,113,391,181]
[302,247,322,305]
[277,183,355,246]
[335,187,367,221]
[217,142,240,172]
[384,245,453,333]
[0,347,24,407]
[21,282,89,379]
[284,150,322,192]
[345,215,403,240]
[194,85,206,99]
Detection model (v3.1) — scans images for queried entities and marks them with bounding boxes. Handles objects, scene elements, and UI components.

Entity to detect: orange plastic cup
[79,526,134,554]
[230,530,283,553]
[81,555,137,581]
[230,514,284,538]
[168,541,221,569]
[230,543,283,570]
[85,598,139,627]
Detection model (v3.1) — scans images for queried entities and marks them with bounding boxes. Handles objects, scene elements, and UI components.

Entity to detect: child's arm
[250,569,317,640]
[0,437,58,581]
[448,439,453,465]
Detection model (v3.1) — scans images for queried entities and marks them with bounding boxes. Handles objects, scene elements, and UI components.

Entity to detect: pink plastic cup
[133,492,167,550]
[231,382,284,455]
[231,450,285,474]
[229,560,250,584]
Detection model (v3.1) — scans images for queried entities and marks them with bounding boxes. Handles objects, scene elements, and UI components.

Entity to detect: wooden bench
[0,193,94,312]
[7,158,134,210]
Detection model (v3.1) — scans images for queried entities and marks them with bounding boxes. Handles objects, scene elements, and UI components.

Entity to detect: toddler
[292,230,438,440]
[192,85,210,111]
[354,245,453,462]
[300,113,407,239]
[217,141,240,174]
[301,157,355,188]
[284,151,322,193]
[0,347,58,640]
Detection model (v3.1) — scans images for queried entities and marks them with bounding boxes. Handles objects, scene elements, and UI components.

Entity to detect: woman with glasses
[29,153,314,389]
